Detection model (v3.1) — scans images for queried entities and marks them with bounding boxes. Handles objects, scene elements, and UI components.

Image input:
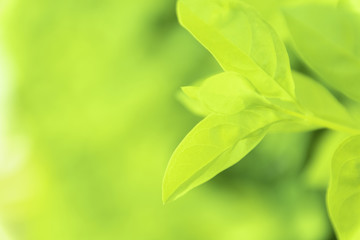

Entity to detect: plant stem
[279,107,360,135]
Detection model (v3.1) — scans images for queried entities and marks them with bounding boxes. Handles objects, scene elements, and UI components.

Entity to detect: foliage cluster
[163,0,360,239]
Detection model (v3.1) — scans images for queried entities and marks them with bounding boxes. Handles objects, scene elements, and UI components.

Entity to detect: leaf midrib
[163,111,280,202]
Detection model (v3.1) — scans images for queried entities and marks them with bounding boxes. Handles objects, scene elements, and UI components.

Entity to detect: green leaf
[177,0,295,101]
[162,107,281,203]
[327,135,360,240]
[182,72,268,115]
[293,71,355,127]
[284,5,360,102]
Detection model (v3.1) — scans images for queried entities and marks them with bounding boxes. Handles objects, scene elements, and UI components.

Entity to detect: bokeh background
[0,0,342,239]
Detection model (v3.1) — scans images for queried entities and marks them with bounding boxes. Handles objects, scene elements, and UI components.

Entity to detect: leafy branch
[163,0,360,239]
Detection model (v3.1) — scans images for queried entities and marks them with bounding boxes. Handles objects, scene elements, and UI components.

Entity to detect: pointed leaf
[182,72,268,115]
[162,107,281,203]
[177,0,295,101]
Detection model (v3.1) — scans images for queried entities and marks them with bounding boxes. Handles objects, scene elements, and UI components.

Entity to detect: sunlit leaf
[327,135,360,240]
[182,72,268,115]
[293,71,355,127]
[162,107,281,203]
[177,0,295,101]
[284,5,360,102]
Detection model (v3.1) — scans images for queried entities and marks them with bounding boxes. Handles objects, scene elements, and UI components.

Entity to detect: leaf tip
[162,170,189,204]
[161,180,176,205]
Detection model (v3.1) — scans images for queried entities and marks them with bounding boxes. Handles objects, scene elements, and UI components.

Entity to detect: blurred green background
[0,0,340,239]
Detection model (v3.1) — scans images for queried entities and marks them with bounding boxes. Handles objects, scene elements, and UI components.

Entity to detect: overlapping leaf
[165,0,360,205]
[177,0,295,101]
[292,71,355,127]
[265,72,355,133]
[181,72,268,115]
